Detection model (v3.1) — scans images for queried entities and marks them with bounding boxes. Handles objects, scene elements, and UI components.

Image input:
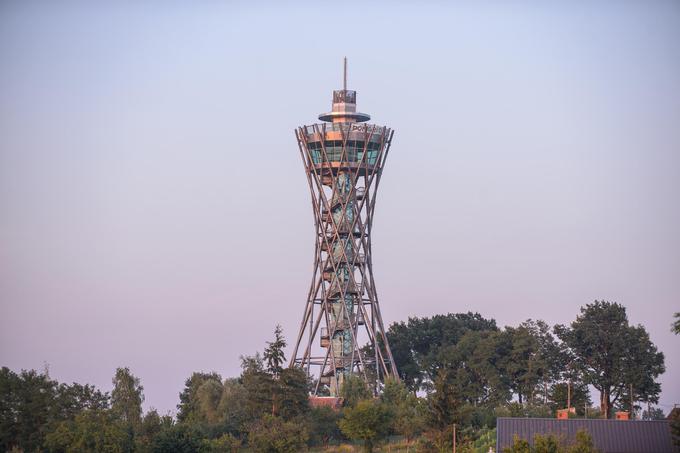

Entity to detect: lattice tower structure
[290,62,398,396]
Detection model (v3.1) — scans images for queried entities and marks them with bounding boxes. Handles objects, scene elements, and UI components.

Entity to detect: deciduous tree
[555,301,664,418]
[339,399,391,453]
[111,367,144,429]
[247,414,308,453]
[386,313,498,392]
[177,372,222,423]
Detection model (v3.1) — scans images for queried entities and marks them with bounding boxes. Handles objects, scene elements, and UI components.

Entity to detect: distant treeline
[1,301,677,453]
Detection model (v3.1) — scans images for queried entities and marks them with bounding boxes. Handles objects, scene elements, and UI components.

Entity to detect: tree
[217,378,249,434]
[151,423,204,453]
[567,430,598,453]
[44,409,129,453]
[307,406,343,448]
[426,368,470,431]
[532,433,562,453]
[0,367,58,452]
[502,320,565,406]
[202,433,242,453]
[548,382,591,416]
[277,367,309,420]
[263,325,286,379]
[111,367,144,429]
[669,408,680,450]
[197,379,224,424]
[241,354,275,420]
[381,378,426,442]
[339,399,391,453]
[554,301,665,418]
[176,372,222,423]
[385,313,498,392]
[640,407,665,420]
[54,382,110,421]
[502,430,598,453]
[435,330,511,409]
[425,367,475,452]
[503,435,530,453]
[672,312,680,335]
[134,409,172,453]
[340,374,372,408]
[247,414,308,453]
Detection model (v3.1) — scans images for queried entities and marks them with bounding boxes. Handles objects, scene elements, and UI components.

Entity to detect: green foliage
[504,435,531,453]
[381,378,426,441]
[426,368,472,432]
[386,312,498,392]
[111,367,144,430]
[240,353,310,421]
[339,399,391,453]
[502,430,599,453]
[548,383,591,416]
[263,325,286,379]
[151,423,204,453]
[134,409,173,453]
[494,402,552,419]
[555,301,665,418]
[567,430,599,453]
[533,433,562,453]
[247,414,308,453]
[470,427,496,453]
[217,378,249,434]
[177,372,223,423]
[197,379,224,424]
[340,374,372,408]
[241,354,274,419]
[54,382,110,421]
[672,312,680,335]
[0,306,669,452]
[640,406,665,420]
[307,406,343,447]
[44,409,129,453]
[669,408,680,449]
[201,433,242,452]
[505,320,563,406]
[435,330,511,409]
[276,367,309,419]
[0,367,59,452]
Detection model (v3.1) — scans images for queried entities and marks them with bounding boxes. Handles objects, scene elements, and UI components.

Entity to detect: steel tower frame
[290,60,398,396]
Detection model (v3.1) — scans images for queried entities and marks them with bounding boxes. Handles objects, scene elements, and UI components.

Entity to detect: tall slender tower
[290,59,398,396]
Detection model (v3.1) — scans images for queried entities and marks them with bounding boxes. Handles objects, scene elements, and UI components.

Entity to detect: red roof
[309,396,343,410]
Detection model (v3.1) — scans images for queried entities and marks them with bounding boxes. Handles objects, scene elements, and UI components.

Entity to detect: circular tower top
[318,58,371,123]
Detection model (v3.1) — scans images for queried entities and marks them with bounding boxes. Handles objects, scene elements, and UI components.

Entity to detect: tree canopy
[555,301,665,418]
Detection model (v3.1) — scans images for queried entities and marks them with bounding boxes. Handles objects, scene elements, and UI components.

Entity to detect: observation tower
[290,59,398,396]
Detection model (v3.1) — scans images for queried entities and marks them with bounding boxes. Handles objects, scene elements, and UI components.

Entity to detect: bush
[151,424,204,453]
[201,433,242,452]
[247,415,308,453]
[502,430,599,453]
[339,399,391,453]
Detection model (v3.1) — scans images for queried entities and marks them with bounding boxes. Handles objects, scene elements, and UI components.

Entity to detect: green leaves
[339,399,391,453]
[263,324,286,379]
[555,301,665,418]
[111,367,144,428]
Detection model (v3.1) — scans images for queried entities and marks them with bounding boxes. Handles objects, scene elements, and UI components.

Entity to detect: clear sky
[1,1,679,415]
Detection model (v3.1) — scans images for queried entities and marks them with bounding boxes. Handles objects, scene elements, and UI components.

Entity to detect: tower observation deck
[290,59,398,396]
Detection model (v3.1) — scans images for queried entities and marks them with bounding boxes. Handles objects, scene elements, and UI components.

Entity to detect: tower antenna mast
[343,57,347,90]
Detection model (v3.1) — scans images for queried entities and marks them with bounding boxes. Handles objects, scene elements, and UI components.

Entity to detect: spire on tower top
[343,57,347,91]
[318,57,370,123]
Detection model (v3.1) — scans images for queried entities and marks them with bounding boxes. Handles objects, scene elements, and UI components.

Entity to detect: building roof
[308,396,343,410]
[496,417,675,453]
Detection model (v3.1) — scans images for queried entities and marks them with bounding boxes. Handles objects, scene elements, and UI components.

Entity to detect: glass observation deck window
[307,140,380,165]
